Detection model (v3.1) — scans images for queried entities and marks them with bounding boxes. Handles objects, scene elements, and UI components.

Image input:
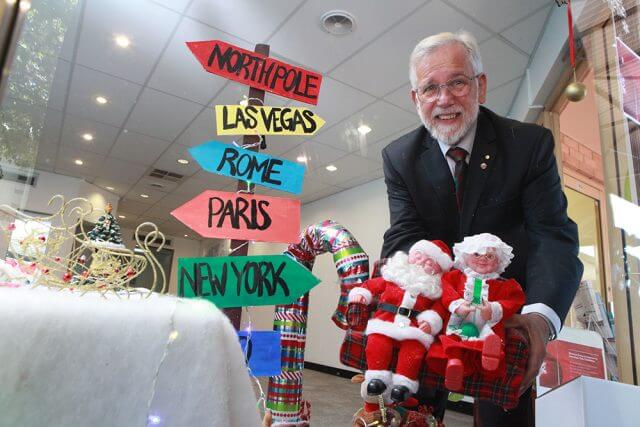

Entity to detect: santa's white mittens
[448,298,466,315]
[416,309,443,335]
[489,301,503,325]
[392,373,419,394]
[348,287,372,305]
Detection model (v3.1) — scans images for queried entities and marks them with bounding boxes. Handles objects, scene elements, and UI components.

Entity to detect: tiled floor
[255,369,473,426]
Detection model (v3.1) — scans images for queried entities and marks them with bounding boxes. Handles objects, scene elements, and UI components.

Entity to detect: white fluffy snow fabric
[0,286,261,427]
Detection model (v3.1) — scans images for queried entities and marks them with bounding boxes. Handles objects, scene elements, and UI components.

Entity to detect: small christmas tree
[88,203,124,247]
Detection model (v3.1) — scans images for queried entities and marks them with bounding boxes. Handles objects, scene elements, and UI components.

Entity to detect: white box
[536,376,640,427]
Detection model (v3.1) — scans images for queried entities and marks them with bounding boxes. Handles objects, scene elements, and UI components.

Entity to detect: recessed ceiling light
[140,194,149,199]
[105,186,114,191]
[357,124,372,135]
[326,165,337,172]
[82,133,94,141]
[74,159,84,166]
[296,155,307,162]
[114,34,131,48]
[177,158,190,165]
[118,215,126,219]
[95,96,108,105]
[184,234,189,237]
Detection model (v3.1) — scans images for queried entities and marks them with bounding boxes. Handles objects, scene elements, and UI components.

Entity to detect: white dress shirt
[435,121,561,335]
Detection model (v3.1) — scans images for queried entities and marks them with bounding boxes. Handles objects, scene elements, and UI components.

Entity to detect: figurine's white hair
[409,30,483,89]
[453,233,513,274]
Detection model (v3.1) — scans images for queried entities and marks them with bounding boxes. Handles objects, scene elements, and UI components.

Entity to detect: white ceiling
[18,0,553,239]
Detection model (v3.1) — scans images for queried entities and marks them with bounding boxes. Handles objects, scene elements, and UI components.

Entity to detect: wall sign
[237,331,282,377]
[186,40,322,105]
[178,255,320,307]
[171,190,301,243]
[214,105,325,136]
[189,141,304,195]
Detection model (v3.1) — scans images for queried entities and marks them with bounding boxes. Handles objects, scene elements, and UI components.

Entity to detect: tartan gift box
[341,304,529,410]
[346,301,371,331]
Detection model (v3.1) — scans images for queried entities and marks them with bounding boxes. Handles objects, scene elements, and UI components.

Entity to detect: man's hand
[504,313,551,395]
[418,321,432,334]
[455,301,474,316]
[480,301,492,321]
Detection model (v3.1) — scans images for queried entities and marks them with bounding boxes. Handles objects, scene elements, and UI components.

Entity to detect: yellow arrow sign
[215,105,326,136]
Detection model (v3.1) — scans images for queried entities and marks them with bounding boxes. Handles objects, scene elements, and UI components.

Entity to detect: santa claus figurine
[427,233,525,391]
[347,240,452,409]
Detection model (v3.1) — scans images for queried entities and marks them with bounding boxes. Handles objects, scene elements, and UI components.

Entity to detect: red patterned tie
[447,147,468,210]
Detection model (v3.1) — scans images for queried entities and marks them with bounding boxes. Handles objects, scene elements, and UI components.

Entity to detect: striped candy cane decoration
[267,220,369,426]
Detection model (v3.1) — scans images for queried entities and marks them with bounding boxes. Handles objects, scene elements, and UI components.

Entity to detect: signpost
[189,141,304,195]
[171,190,301,243]
[186,40,322,105]
[215,105,325,136]
[186,38,325,425]
[177,255,320,308]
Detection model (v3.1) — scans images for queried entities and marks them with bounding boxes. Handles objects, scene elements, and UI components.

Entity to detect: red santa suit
[348,252,449,402]
[427,269,525,377]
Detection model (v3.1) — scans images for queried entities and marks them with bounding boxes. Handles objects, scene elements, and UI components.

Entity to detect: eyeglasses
[470,252,497,261]
[415,74,481,103]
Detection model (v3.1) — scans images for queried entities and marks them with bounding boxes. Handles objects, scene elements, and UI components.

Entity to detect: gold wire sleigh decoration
[0,195,166,296]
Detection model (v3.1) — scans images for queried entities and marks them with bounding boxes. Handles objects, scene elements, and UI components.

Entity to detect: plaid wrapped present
[340,325,529,410]
[346,302,370,331]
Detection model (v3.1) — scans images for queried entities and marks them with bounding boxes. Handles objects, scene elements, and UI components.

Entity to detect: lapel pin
[480,162,488,170]
[484,154,490,160]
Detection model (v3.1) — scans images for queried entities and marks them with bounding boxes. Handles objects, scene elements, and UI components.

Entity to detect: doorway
[565,187,606,303]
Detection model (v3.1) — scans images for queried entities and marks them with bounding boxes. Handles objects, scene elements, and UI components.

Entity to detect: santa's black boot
[390,385,411,403]
[366,379,387,396]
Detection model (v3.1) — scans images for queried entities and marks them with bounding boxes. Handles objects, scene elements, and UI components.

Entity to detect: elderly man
[380,31,583,425]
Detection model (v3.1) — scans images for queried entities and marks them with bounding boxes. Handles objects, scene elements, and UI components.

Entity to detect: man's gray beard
[418,101,479,146]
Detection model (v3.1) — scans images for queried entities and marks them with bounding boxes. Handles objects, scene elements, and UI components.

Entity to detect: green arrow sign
[177,255,320,308]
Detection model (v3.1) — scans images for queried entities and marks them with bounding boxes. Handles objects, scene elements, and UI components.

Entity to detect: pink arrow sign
[171,190,301,243]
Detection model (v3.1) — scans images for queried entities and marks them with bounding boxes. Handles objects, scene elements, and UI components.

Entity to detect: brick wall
[560,133,604,184]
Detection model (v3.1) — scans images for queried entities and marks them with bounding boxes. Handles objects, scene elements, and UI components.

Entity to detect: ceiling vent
[320,10,356,36]
[148,168,184,183]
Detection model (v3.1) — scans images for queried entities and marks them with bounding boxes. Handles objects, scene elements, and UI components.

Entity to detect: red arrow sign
[171,190,301,243]
[186,40,322,105]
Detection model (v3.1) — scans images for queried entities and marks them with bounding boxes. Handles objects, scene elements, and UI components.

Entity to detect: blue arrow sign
[189,140,305,195]
[237,331,282,377]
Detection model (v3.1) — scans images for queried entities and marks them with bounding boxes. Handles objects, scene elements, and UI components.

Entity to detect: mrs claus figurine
[427,233,525,391]
[347,240,452,410]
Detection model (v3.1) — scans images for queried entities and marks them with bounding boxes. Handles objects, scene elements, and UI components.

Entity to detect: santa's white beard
[381,252,442,299]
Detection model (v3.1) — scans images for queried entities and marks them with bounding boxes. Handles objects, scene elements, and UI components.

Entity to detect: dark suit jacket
[381,106,583,322]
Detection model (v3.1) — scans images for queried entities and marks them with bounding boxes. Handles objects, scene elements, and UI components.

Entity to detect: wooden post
[223,43,270,330]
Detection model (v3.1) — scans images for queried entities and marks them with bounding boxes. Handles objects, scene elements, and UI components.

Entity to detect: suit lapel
[461,109,497,235]
[419,134,459,229]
